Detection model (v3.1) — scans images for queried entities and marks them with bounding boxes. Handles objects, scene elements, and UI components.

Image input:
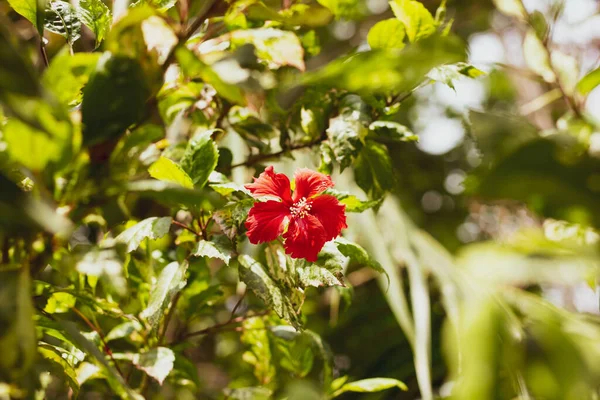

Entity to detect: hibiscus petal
[245,166,292,203]
[310,195,347,241]
[245,201,290,244]
[283,215,327,262]
[292,168,334,202]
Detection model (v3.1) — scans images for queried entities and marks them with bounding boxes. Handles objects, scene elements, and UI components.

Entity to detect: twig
[159,291,181,345]
[229,139,323,170]
[39,39,49,68]
[173,310,270,344]
[230,291,246,320]
[71,307,125,379]
[172,220,201,237]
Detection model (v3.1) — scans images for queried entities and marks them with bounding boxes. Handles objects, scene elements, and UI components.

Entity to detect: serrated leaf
[390,0,436,43]
[45,1,82,45]
[335,238,389,284]
[354,140,394,199]
[180,130,219,189]
[577,67,600,95]
[148,156,194,189]
[132,347,175,385]
[238,255,302,329]
[77,0,111,46]
[140,260,188,329]
[324,189,383,212]
[38,346,80,397]
[297,264,343,288]
[334,378,407,396]
[212,199,254,240]
[326,94,370,171]
[427,62,485,90]
[230,28,305,71]
[368,121,418,143]
[194,235,233,265]
[115,217,172,252]
[368,18,406,50]
[105,320,144,342]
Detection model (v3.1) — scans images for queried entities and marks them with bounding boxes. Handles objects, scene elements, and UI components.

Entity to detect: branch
[172,310,270,344]
[71,307,125,379]
[229,140,323,170]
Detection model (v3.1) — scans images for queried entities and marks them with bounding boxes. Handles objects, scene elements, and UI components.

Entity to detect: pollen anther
[290,197,312,218]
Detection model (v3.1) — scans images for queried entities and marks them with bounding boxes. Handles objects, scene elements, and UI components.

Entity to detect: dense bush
[1,0,600,399]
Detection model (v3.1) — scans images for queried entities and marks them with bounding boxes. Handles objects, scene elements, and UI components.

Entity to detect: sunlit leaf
[389,0,436,42]
[115,217,172,252]
[45,1,82,44]
[77,0,111,46]
[523,29,555,83]
[132,347,175,385]
[180,130,219,189]
[148,156,194,189]
[367,18,406,50]
[212,199,254,240]
[194,235,234,265]
[38,346,80,397]
[333,377,407,396]
[42,50,100,107]
[140,260,188,329]
[7,0,46,34]
[230,28,305,71]
[368,121,418,143]
[577,67,600,95]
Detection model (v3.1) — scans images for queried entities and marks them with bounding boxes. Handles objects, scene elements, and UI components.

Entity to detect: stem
[173,310,269,344]
[159,291,181,345]
[229,139,323,170]
[71,307,125,379]
[230,291,246,320]
[39,39,49,68]
[172,220,201,237]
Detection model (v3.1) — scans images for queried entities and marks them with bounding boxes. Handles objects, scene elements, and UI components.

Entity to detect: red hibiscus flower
[244,166,347,262]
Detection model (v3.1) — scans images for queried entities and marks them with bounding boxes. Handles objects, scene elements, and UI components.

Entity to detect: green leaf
[530,10,548,40]
[77,0,111,46]
[7,0,46,35]
[390,0,436,43]
[42,50,100,107]
[45,1,82,45]
[326,94,370,171]
[230,28,305,71]
[212,199,254,240]
[132,347,175,385]
[238,255,302,329]
[297,264,343,288]
[303,34,466,94]
[0,268,36,380]
[180,130,219,189]
[353,140,394,199]
[228,106,278,146]
[76,248,127,295]
[367,18,406,50]
[3,117,71,171]
[336,238,389,284]
[81,52,152,147]
[44,292,76,313]
[324,189,383,213]
[38,346,80,397]
[140,260,188,329]
[175,46,246,105]
[148,156,194,189]
[105,321,144,342]
[115,217,172,252]
[126,180,207,207]
[194,235,234,265]
[333,378,407,396]
[427,62,485,90]
[523,29,555,83]
[225,387,273,400]
[368,121,418,143]
[316,0,362,19]
[577,67,600,95]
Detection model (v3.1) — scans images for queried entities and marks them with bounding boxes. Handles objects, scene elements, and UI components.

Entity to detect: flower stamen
[290,197,312,218]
